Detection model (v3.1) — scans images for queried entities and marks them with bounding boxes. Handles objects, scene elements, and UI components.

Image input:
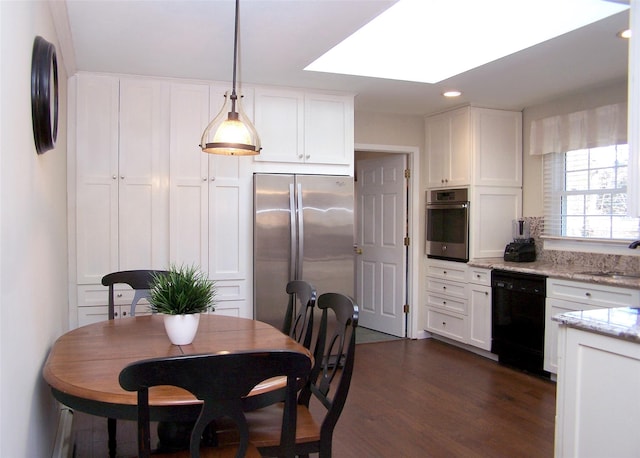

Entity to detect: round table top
[43,314,311,409]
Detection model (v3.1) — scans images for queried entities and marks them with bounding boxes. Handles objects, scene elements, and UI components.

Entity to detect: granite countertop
[468,257,640,289]
[552,307,640,342]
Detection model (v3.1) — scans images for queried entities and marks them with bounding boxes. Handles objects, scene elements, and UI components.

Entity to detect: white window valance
[529,102,627,155]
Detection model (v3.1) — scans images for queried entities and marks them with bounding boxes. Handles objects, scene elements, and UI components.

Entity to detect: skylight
[304,0,629,84]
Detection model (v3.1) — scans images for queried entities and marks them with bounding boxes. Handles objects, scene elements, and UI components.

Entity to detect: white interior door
[356,154,407,337]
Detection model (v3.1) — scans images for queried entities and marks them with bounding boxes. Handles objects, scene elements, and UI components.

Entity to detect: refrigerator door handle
[296,182,304,280]
[289,183,297,281]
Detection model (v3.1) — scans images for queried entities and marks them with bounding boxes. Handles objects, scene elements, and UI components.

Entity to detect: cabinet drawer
[427,263,467,282]
[426,308,467,342]
[426,277,467,299]
[546,278,640,308]
[77,285,137,307]
[426,292,467,314]
[468,267,491,286]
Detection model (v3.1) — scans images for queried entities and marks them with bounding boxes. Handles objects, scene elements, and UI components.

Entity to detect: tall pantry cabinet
[69,74,251,327]
[423,106,522,350]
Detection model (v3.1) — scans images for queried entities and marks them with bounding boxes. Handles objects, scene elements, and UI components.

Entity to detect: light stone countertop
[467,257,640,290]
[552,307,640,342]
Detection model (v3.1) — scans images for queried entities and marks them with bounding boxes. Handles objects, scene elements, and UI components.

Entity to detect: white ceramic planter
[162,313,201,345]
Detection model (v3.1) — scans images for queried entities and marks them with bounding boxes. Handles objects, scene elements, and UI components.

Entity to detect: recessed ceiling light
[305,0,629,84]
[618,28,631,39]
[443,91,462,97]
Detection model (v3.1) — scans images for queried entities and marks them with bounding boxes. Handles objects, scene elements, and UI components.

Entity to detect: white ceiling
[63,0,630,117]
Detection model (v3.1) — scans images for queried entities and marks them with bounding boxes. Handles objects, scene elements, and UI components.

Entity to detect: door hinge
[403,304,410,314]
[404,169,410,179]
[404,236,410,246]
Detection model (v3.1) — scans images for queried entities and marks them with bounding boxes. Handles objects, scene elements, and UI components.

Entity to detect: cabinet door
[76,75,119,284]
[119,78,170,271]
[472,108,522,187]
[169,82,210,269]
[304,93,353,165]
[448,107,471,186]
[426,113,449,187]
[253,88,303,163]
[469,284,491,350]
[470,187,522,259]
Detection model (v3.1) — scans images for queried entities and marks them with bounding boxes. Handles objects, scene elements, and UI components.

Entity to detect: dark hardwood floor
[71,338,556,457]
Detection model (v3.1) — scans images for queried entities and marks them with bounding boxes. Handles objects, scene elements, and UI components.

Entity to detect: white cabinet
[74,75,169,285]
[426,107,470,187]
[467,267,492,351]
[168,82,252,318]
[253,87,354,166]
[423,259,469,343]
[425,106,522,189]
[469,186,522,259]
[555,326,640,457]
[544,277,640,373]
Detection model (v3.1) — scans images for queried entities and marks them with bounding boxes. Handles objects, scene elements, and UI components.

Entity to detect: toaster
[503,239,536,262]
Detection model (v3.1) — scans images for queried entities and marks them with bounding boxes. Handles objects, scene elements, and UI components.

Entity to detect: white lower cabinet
[424,259,469,344]
[544,278,640,374]
[468,267,492,351]
[555,326,640,457]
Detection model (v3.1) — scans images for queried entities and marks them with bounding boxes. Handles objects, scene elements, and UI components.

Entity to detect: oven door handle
[427,202,469,210]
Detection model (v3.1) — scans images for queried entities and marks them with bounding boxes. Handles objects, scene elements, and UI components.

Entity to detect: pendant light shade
[200,91,261,155]
[200,0,261,156]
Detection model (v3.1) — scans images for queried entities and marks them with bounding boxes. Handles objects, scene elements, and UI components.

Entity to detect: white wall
[522,78,627,216]
[0,1,69,456]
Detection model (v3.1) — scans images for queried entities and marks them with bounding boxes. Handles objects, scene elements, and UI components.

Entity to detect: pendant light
[200,0,261,155]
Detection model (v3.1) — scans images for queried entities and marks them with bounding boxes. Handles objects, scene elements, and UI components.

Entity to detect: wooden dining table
[43,314,311,424]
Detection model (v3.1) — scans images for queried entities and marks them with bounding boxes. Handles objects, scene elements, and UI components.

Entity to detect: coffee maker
[503,219,536,262]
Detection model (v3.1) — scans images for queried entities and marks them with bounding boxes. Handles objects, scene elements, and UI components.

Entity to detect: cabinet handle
[443,271,447,275]
[122,311,127,317]
[117,293,123,298]
[210,177,216,182]
[112,175,117,180]
[203,177,207,182]
[298,154,304,159]
[443,301,447,305]
[120,175,125,180]
[442,321,446,327]
[485,292,488,296]
[442,286,447,290]
[305,154,310,159]
[476,274,481,278]
[585,292,592,297]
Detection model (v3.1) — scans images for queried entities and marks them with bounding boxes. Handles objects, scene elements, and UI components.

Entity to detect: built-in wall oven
[425,188,469,262]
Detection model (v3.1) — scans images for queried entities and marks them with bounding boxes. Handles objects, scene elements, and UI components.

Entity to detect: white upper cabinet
[472,108,522,186]
[426,106,522,188]
[426,107,471,188]
[253,87,354,169]
[304,92,354,165]
[74,75,169,284]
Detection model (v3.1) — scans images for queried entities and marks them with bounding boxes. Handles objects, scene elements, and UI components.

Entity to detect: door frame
[355,143,420,339]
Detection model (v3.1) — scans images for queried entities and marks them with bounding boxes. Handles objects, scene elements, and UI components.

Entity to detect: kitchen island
[553,307,640,458]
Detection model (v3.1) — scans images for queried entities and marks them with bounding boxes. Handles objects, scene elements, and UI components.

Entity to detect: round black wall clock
[31,36,58,155]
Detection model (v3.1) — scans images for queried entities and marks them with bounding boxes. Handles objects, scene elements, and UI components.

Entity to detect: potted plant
[148,264,216,345]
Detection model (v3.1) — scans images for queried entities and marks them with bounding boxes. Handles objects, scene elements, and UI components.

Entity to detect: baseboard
[52,407,74,458]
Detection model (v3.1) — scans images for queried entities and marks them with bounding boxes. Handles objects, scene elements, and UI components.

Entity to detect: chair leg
[108,417,117,458]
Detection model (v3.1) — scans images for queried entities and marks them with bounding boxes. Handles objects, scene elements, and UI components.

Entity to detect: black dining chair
[101,269,169,457]
[242,280,316,413]
[119,350,311,458]
[219,292,359,458]
[101,269,170,319]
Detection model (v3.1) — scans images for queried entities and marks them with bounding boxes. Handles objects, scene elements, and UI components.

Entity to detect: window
[543,144,640,240]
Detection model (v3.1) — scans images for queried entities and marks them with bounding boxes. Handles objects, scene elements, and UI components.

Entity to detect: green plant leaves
[148,265,216,315]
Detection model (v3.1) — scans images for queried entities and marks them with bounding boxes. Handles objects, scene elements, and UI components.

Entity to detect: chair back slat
[283,280,316,349]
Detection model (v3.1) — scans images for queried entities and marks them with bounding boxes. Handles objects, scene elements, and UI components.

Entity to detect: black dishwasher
[491,269,549,377]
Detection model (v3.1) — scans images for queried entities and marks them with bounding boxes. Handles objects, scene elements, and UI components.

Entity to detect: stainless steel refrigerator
[253,173,354,328]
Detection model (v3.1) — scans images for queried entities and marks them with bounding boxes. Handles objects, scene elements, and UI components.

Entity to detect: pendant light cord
[230,0,239,112]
